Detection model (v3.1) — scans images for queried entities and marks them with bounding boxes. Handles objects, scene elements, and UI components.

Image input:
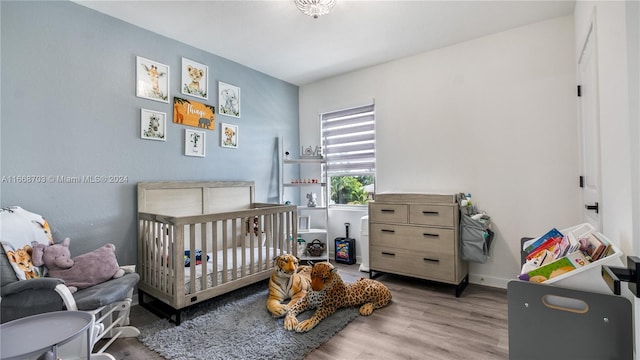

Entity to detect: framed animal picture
[221,123,238,149]
[181,57,208,100]
[136,56,169,103]
[140,109,166,141]
[185,129,206,157]
[173,97,215,130]
[218,81,240,118]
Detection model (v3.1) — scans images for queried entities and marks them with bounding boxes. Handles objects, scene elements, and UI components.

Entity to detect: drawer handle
[381,252,396,256]
[423,233,439,238]
[381,229,396,233]
[381,209,396,213]
[423,258,440,263]
[422,211,439,215]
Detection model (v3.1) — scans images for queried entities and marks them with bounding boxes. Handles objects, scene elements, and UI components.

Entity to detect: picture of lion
[221,123,238,148]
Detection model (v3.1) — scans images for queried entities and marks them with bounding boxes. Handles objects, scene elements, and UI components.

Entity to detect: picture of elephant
[198,116,213,129]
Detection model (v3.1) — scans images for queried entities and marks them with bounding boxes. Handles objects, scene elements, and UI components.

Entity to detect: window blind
[321,103,375,176]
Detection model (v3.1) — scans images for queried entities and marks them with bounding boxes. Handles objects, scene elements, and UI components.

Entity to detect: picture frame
[136,56,169,103]
[220,123,238,149]
[184,129,206,157]
[298,216,310,232]
[218,81,240,118]
[140,109,166,141]
[173,97,215,130]
[181,58,208,100]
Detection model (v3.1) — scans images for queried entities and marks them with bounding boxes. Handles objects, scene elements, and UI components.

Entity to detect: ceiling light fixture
[294,0,336,19]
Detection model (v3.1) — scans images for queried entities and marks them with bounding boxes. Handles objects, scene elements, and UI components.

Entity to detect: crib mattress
[183,246,276,294]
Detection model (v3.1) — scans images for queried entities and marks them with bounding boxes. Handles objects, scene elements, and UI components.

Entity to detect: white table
[1,311,93,360]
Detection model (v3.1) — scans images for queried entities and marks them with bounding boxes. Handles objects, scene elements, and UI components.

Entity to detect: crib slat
[241,217,247,278]
[153,221,161,289]
[212,221,218,287]
[189,224,197,295]
[231,218,238,281]
[222,219,228,283]
[200,222,208,291]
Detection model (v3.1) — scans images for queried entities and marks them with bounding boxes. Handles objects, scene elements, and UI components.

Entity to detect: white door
[578,24,602,230]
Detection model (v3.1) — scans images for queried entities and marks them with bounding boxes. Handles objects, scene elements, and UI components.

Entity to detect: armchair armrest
[0,278,68,323]
[0,277,64,296]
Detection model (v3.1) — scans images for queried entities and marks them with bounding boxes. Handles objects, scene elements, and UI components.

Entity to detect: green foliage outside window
[330,176,374,205]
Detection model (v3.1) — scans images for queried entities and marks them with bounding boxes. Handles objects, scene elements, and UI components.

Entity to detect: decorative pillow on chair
[0,206,54,280]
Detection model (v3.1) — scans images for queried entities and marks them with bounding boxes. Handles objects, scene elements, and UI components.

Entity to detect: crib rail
[138,203,297,309]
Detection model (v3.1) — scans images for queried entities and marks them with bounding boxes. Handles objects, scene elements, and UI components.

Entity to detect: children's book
[523,228,563,254]
[591,232,612,260]
[554,235,571,259]
[566,232,581,254]
[525,237,561,261]
[579,233,606,261]
[565,250,590,268]
[519,256,576,283]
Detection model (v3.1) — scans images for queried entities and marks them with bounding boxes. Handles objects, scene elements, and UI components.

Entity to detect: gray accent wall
[0,1,299,265]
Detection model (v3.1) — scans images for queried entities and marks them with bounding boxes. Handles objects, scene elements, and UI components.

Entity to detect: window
[321,103,375,205]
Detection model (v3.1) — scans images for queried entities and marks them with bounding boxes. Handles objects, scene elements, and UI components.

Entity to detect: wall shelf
[280,143,329,263]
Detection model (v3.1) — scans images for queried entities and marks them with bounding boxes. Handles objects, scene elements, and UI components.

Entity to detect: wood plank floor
[102,262,508,359]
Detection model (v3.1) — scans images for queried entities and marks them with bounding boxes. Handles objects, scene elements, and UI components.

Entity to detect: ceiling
[74,0,576,86]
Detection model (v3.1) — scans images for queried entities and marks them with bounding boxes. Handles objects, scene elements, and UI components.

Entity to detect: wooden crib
[137,181,297,324]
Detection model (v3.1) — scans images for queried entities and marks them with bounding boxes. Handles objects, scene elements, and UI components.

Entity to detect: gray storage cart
[508,280,632,360]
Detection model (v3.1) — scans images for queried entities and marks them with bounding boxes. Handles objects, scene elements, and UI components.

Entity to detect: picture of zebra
[141,109,166,141]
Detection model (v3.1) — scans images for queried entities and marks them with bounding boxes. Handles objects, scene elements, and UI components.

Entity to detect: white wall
[627,1,640,354]
[300,16,578,288]
[627,0,640,258]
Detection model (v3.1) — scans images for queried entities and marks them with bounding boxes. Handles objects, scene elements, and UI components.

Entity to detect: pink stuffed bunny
[32,237,124,293]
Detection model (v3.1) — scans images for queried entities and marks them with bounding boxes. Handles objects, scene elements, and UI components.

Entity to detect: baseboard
[343,256,510,290]
[468,273,509,289]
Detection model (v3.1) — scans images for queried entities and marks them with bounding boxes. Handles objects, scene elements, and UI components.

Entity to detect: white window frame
[321,103,376,206]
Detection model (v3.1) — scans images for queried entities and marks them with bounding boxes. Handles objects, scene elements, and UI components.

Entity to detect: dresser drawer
[369,203,408,223]
[409,204,455,227]
[370,245,456,282]
[370,224,454,255]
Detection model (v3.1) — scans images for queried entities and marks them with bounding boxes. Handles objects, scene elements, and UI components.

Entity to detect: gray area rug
[139,281,360,360]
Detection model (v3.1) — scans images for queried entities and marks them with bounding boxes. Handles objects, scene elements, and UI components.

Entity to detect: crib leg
[138,290,182,325]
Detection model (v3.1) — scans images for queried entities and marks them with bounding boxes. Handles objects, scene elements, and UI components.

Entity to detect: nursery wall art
[185,129,206,157]
[218,81,240,118]
[298,216,310,232]
[173,97,215,130]
[136,56,169,103]
[181,57,208,100]
[221,123,238,149]
[140,109,166,141]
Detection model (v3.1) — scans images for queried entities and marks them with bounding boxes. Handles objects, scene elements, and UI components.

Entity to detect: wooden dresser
[368,193,468,296]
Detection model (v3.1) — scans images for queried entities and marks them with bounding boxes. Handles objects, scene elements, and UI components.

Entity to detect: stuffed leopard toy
[284,261,392,332]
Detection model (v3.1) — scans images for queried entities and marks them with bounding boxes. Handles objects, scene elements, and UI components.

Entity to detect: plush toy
[31,238,124,293]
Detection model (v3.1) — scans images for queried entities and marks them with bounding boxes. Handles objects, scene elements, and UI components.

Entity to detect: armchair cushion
[72,272,139,310]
